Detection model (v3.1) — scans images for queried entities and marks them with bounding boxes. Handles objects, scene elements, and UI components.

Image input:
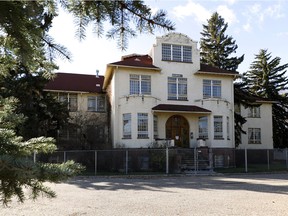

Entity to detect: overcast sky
[49,0,288,76]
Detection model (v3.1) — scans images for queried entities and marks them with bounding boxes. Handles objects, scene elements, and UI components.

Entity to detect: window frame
[129,74,151,95]
[214,116,223,140]
[168,75,187,101]
[248,106,261,118]
[123,113,132,139]
[227,116,230,140]
[162,43,192,63]
[87,95,106,112]
[248,128,261,144]
[137,113,149,139]
[153,115,158,139]
[203,79,222,99]
[57,93,78,112]
[198,116,208,140]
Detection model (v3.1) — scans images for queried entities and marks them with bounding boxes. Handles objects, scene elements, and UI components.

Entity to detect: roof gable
[45,73,104,93]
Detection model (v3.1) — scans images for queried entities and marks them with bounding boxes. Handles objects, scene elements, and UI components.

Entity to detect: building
[236,100,274,150]
[103,32,274,153]
[44,72,110,150]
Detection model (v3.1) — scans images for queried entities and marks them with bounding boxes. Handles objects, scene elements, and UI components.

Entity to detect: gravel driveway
[1,173,288,216]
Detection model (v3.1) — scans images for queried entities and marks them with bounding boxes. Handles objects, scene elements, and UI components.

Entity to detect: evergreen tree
[200,12,246,147]
[0,97,84,205]
[200,12,244,71]
[0,0,174,204]
[243,49,288,147]
[61,0,175,50]
[0,67,69,140]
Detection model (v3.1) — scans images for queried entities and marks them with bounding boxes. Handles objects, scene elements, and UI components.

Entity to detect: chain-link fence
[36,148,288,175]
[233,148,288,172]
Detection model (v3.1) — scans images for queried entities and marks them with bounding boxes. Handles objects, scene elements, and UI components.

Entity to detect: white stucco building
[45,73,110,149]
[103,32,274,151]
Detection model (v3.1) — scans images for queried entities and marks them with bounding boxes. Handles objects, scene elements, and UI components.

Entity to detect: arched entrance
[166,115,189,148]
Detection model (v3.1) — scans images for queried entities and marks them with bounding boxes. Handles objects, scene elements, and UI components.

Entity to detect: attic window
[134,58,141,61]
[162,43,192,63]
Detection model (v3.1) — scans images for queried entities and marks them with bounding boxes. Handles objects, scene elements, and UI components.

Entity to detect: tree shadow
[66,173,288,195]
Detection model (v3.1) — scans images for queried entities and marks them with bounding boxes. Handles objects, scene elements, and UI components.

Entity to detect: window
[138,113,148,139]
[162,44,171,61]
[183,46,192,62]
[69,94,78,112]
[248,106,260,118]
[59,93,68,103]
[168,75,187,100]
[227,116,230,140]
[57,93,78,111]
[130,74,151,95]
[58,125,78,140]
[248,128,261,144]
[123,113,131,139]
[198,116,208,139]
[214,116,223,139]
[162,43,192,62]
[172,45,182,61]
[153,115,158,139]
[203,80,221,99]
[87,96,106,112]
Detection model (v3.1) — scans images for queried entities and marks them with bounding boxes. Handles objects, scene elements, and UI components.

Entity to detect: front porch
[152,104,211,148]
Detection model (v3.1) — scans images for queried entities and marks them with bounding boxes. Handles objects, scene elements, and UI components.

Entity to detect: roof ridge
[121,53,148,60]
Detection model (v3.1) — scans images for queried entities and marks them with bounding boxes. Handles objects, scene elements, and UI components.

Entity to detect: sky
[49,0,288,76]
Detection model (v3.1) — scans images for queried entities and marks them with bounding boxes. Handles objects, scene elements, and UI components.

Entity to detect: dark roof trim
[196,64,239,76]
[152,104,211,113]
[45,72,105,93]
[108,54,160,70]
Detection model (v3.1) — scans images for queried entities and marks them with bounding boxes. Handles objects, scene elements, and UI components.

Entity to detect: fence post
[94,150,97,176]
[64,151,66,163]
[267,149,270,170]
[244,147,248,173]
[209,148,213,171]
[194,147,197,174]
[125,150,128,175]
[286,148,288,169]
[166,147,169,175]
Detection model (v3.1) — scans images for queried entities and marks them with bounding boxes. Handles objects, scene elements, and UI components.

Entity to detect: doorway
[166,115,189,148]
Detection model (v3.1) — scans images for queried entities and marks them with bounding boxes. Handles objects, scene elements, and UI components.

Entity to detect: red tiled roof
[108,54,160,70]
[198,64,239,75]
[152,104,211,113]
[45,73,104,93]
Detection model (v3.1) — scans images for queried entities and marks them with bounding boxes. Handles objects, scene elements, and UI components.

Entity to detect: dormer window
[162,43,192,62]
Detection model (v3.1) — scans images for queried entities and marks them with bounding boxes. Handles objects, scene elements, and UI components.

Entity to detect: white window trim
[162,43,192,62]
[248,128,261,144]
[248,106,261,118]
[137,113,149,139]
[123,113,132,139]
[130,74,151,95]
[214,116,223,139]
[168,76,187,100]
[203,79,221,99]
[87,95,106,112]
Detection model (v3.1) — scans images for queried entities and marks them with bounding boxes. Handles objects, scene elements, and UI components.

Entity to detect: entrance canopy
[152,104,211,114]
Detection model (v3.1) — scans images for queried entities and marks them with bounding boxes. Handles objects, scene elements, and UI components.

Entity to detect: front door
[166,115,189,148]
